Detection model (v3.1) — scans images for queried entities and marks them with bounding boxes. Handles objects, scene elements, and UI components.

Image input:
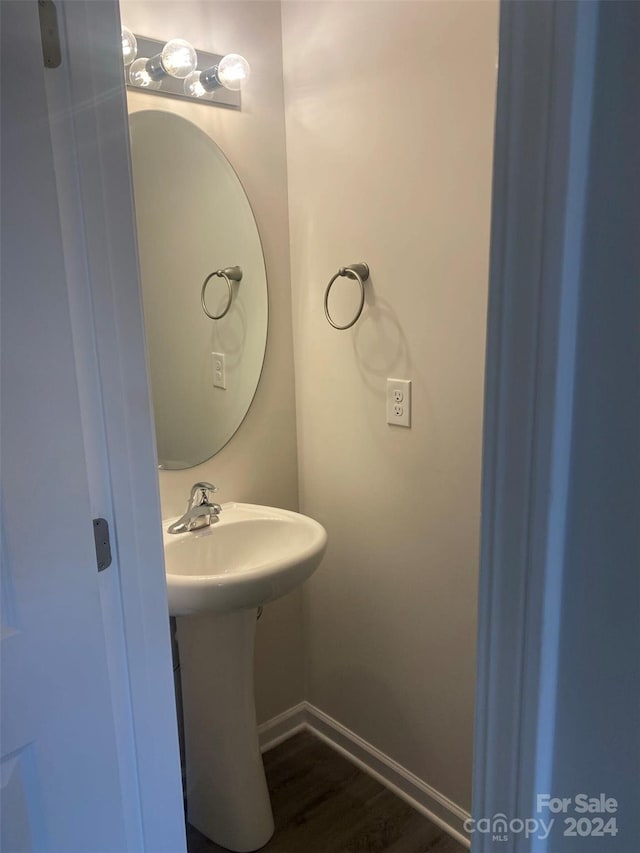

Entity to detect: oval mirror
[128,111,268,469]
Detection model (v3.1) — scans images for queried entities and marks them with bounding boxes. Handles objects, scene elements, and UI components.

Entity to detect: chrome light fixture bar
[126,35,243,109]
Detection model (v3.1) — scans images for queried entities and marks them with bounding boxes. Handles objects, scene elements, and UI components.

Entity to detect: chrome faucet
[167,482,222,534]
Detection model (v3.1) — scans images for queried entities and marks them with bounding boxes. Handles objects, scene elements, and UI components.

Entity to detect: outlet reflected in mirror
[129,111,268,469]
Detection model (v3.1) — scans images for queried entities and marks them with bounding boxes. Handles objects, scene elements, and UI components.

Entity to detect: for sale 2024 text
[537,793,618,839]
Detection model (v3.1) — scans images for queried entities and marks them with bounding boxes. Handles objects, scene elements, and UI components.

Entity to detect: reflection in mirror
[129,111,268,469]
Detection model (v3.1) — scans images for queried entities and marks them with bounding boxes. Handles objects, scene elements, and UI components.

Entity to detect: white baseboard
[257,701,471,849]
[257,701,308,753]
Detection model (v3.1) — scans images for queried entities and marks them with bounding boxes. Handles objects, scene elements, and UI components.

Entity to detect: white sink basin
[163,502,327,616]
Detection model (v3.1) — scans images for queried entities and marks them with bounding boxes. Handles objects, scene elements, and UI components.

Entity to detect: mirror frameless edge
[128,110,268,469]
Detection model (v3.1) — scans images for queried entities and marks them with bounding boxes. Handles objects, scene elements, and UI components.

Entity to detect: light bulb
[184,71,207,98]
[160,38,197,78]
[216,53,250,91]
[121,26,137,66]
[129,58,162,90]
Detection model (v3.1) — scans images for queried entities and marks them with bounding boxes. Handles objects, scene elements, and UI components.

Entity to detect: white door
[0,2,176,850]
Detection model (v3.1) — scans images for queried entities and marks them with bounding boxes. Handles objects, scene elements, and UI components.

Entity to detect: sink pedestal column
[176,609,274,852]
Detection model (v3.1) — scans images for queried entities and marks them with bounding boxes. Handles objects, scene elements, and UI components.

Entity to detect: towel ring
[201,266,243,320]
[324,262,370,330]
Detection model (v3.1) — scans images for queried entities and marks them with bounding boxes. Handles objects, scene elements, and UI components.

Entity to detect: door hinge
[93,518,113,572]
[37,0,61,69]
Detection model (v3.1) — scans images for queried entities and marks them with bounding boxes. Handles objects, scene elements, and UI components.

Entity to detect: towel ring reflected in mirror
[201,266,243,320]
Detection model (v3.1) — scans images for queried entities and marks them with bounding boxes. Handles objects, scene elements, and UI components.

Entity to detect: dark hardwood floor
[186,730,465,853]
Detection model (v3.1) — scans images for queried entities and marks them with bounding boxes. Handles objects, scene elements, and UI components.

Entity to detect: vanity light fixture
[123,30,249,109]
[184,54,251,98]
[121,27,137,66]
[145,39,197,81]
[128,58,162,90]
[128,38,196,89]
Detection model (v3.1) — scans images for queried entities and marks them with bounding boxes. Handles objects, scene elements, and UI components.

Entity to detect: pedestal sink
[163,503,327,852]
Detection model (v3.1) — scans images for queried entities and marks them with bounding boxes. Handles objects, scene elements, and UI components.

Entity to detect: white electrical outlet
[386,378,411,427]
[212,352,226,389]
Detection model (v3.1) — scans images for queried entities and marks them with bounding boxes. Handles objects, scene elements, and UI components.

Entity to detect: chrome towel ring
[323,262,370,330]
[201,266,243,320]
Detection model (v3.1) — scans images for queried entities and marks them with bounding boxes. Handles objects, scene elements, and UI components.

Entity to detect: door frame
[50,1,185,849]
[471,2,600,850]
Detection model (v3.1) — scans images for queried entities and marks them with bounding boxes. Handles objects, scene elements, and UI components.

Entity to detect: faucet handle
[188,481,218,508]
